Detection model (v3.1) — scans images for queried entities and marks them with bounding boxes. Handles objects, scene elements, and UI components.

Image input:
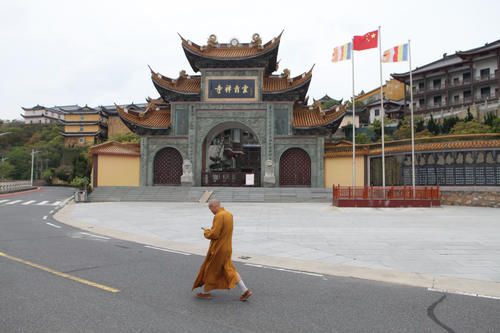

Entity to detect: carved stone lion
[263,160,276,186]
[181,159,193,185]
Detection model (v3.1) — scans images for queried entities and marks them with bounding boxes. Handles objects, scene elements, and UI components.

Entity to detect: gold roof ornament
[251,33,263,49]
[207,34,218,48]
[173,70,188,86]
[280,68,292,83]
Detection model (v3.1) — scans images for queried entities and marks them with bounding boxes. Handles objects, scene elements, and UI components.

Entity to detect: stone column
[140,136,149,186]
[264,104,275,187]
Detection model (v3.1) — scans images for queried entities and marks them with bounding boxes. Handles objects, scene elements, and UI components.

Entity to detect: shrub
[70,176,89,190]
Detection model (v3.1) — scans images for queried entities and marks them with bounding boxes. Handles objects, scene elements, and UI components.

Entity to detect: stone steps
[88,186,332,203]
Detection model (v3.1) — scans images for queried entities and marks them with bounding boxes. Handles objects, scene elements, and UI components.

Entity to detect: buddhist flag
[353,30,378,51]
[382,43,409,62]
[332,42,352,62]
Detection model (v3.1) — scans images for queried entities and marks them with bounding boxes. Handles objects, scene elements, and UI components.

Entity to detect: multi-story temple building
[20,103,133,146]
[116,33,346,187]
[393,39,500,121]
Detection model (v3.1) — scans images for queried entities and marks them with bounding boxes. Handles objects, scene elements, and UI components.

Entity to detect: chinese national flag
[353,30,378,51]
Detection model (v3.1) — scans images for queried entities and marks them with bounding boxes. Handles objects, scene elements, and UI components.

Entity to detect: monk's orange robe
[192,208,239,292]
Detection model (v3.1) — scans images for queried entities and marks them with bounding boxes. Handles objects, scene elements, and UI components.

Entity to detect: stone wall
[441,186,500,208]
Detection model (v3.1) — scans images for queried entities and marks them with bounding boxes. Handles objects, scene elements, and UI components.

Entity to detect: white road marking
[428,288,500,300]
[22,200,36,205]
[43,216,47,220]
[51,201,61,206]
[80,232,110,240]
[144,245,191,256]
[37,201,49,205]
[46,223,61,229]
[6,200,22,205]
[0,199,10,204]
[49,210,54,214]
[244,263,324,277]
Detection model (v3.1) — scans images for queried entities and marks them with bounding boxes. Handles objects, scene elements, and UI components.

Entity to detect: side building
[21,105,64,124]
[58,105,105,146]
[392,39,500,121]
[21,104,133,146]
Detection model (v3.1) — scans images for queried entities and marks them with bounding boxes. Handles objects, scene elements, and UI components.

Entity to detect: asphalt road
[1,187,499,332]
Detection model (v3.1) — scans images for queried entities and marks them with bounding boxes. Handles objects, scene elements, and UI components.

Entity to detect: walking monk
[192,199,252,301]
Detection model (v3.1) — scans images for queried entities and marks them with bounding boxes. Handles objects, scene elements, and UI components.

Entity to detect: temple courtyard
[56,201,500,297]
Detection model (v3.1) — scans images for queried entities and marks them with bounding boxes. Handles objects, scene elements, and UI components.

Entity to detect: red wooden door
[279,148,311,186]
[154,148,183,185]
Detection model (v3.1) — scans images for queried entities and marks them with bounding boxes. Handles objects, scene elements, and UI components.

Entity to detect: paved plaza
[55,202,500,297]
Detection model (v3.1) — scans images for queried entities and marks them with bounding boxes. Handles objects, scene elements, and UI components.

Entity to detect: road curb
[0,187,42,198]
[54,202,500,298]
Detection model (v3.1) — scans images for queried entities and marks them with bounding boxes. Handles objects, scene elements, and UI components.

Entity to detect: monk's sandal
[196,293,212,300]
[240,290,253,301]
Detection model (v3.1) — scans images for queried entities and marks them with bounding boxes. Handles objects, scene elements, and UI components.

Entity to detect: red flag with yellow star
[353,30,378,50]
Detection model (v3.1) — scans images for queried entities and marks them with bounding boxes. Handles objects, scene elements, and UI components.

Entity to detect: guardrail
[332,185,441,207]
[0,181,34,194]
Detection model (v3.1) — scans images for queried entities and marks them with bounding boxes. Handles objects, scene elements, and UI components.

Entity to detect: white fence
[0,181,34,194]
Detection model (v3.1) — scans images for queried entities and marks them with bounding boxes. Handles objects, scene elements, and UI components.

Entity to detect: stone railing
[0,181,35,194]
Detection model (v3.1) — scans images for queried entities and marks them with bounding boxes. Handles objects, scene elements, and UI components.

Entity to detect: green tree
[393,115,424,139]
[54,165,72,182]
[484,112,497,127]
[355,132,371,144]
[110,132,140,143]
[465,108,474,122]
[490,118,500,133]
[41,169,54,184]
[0,160,15,180]
[71,152,90,180]
[6,147,31,180]
[426,115,440,135]
[441,116,459,134]
[416,118,425,132]
[450,120,490,134]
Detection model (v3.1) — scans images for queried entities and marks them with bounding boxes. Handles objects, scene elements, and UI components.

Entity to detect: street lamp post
[31,149,40,186]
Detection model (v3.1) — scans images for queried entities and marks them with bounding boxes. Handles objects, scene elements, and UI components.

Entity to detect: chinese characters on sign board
[207,79,256,99]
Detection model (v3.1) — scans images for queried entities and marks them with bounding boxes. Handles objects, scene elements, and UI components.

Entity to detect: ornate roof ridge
[179,31,283,58]
[325,138,500,158]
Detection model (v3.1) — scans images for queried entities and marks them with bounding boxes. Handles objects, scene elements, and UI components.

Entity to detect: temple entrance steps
[87,186,333,203]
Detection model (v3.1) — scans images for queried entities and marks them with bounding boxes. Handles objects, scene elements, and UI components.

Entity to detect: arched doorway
[279,148,311,186]
[202,123,261,186]
[153,147,183,185]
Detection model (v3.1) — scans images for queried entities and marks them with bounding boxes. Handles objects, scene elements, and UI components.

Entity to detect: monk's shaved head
[208,199,220,208]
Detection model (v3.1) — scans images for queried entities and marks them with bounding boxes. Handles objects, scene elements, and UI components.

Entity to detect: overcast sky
[1,0,499,121]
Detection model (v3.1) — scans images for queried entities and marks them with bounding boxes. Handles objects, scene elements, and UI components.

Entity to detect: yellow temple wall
[64,124,100,133]
[65,114,100,122]
[96,155,140,187]
[64,136,95,146]
[108,117,132,138]
[324,156,365,187]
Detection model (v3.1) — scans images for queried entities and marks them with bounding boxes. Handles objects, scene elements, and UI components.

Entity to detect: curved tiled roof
[150,68,312,95]
[89,141,140,156]
[263,69,313,93]
[151,72,201,93]
[116,101,171,129]
[180,32,282,59]
[324,134,500,158]
[293,103,346,129]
